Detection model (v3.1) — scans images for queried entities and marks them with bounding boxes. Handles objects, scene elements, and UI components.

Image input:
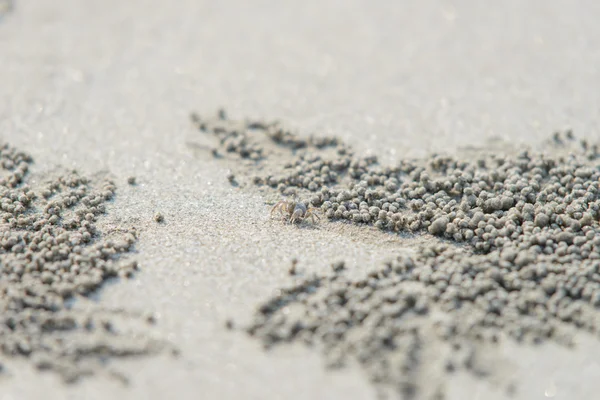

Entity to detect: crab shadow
[267,217,321,231]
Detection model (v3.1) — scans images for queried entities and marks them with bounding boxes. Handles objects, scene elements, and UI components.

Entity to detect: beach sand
[2,1,600,399]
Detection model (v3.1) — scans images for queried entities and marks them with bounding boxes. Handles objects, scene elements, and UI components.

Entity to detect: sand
[2,1,600,399]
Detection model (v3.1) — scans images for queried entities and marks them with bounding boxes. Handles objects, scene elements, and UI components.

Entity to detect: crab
[271,199,320,224]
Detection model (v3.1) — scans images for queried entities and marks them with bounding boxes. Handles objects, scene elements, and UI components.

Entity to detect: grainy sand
[2,1,600,399]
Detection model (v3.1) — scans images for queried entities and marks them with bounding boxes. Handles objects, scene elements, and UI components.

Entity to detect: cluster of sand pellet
[0,143,161,382]
[192,110,600,398]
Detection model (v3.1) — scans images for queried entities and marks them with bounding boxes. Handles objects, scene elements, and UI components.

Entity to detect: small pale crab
[271,199,320,224]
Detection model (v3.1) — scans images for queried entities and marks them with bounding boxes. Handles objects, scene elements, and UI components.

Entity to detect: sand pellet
[0,143,162,382]
[192,110,600,398]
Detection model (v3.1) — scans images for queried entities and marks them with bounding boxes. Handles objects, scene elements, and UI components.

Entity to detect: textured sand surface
[2,1,600,399]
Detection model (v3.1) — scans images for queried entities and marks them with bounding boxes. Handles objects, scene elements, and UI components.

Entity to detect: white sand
[1,0,600,398]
